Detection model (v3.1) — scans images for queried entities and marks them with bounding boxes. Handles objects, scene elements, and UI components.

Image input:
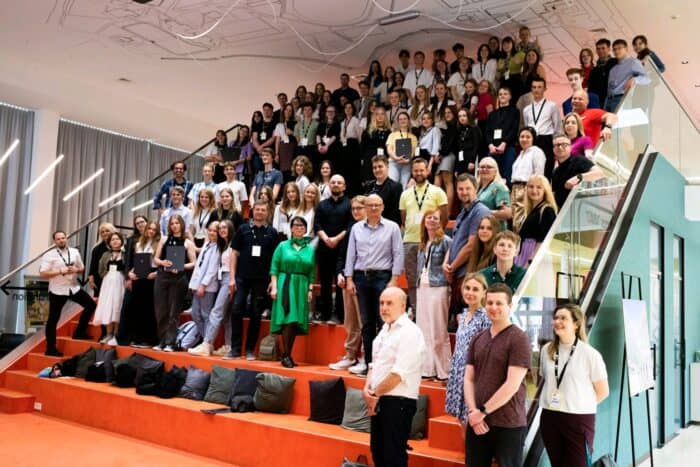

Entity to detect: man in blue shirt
[153,161,193,212]
[605,39,650,111]
[249,147,283,201]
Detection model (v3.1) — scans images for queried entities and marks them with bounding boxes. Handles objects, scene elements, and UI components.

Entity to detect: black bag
[113,353,164,388]
[58,354,81,377]
[156,365,188,399]
[258,334,280,361]
[85,348,116,383]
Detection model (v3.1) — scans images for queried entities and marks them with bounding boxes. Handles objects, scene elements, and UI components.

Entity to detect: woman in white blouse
[418,112,442,174]
[447,57,470,108]
[298,183,320,241]
[272,182,301,239]
[471,44,498,86]
[511,127,546,231]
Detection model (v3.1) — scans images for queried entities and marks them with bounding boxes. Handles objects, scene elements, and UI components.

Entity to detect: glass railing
[0,124,241,334]
[516,59,700,460]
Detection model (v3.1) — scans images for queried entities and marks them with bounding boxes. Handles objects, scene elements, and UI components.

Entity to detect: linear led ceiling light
[131,199,153,212]
[0,139,19,167]
[24,154,65,195]
[378,11,421,26]
[62,168,105,201]
[98,180,140,207]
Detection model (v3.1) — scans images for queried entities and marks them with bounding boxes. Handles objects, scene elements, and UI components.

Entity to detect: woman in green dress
[269,216,316,368]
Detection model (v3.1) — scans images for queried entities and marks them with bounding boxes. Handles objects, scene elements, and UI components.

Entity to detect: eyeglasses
[553,142,571,148]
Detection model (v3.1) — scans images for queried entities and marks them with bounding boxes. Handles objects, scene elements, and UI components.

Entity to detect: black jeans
[354,270,391,365]
[370,396,417,467]
[536,134,555,180]
[465,424,526,467]
[231,277,268,353]
[540,409,596,467]
[153,271,188,346]
[316,244,343,321]
[47,289,96,350]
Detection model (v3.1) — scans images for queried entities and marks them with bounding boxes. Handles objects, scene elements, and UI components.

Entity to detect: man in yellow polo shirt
[399,158,448,315]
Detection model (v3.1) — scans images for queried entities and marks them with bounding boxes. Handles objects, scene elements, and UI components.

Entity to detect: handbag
[258,334,280,361]
[341,455,369,467]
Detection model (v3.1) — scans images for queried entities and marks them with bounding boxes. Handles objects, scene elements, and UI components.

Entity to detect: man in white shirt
[396,49,411,76]
[39,230,97,356]
[160,186,193,237]
[216,162,249,212]
[521,77,562,179]
[364,287,425,467]
[403,51,434,96]
[188,163,217,208]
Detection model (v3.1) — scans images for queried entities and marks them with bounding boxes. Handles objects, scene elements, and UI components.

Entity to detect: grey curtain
[52,121,189,240]
[0,103,34,332]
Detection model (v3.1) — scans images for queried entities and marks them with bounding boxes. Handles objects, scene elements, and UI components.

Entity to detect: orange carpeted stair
[0,308,465,467]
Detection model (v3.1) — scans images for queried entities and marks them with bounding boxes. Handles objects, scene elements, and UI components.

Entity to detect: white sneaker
[163,345,174,352]
[99,335,111,344]
[329,357,357,371]
[348,361,368,375]
[212,345,230,357]
[152,345,162,351]
[188,342,212,357]
[106,337,118,346]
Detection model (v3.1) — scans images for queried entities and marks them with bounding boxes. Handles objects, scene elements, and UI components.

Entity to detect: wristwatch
[576,174,583,184]
[478,404,489,415]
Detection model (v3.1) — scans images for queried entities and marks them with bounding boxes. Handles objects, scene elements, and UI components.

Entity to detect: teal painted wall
[540,154,700,466]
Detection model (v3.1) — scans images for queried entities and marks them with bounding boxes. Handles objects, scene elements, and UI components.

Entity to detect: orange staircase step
[428,415,465,452]
[0,387,35,414]
[3,369,462,467]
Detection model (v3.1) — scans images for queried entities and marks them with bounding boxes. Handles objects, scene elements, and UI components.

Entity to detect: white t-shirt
[403,67,434,95]
[39,247,85,295]
[215,180,248,212]
[447,72,469,100]
[539,340,607,414]
[511,146,546,183]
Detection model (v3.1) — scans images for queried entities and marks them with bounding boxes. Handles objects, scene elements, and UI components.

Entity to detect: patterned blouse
[444,307,491,422]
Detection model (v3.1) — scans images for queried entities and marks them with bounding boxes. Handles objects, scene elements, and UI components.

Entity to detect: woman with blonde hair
[563,112,594,158]
[466,215,501,273]
[291,155,313,194]
[360,106,392,186]
[386,110,418,187]
[273,182,301,239]
[209,187,244,232]
[191,188,215,250]
[409,85,431,130]
[511,127,546,232]
[298,183,320,238]
[88,222,117,297]
[416,208,452,380]
[515,174,558,267]
[476,156,512,229]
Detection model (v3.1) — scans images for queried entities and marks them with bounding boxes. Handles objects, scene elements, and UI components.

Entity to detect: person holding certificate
[539,304,609,467]
[125,220,160,348]
[153,215,196,352]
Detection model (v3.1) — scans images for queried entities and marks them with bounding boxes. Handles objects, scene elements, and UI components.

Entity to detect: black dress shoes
[281,356,295,368]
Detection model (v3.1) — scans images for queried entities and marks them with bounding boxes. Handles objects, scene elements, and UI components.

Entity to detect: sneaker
[326,315,342,325]
[99,334,111,344]
[222,350,241,360]
[163,345,174,352]
[131,343,150,349]
[329,357,356,371]
[106,337,118,346]
[212,345,231,357]
[246,351,256,361]
[188,342,212,357]
[261,309,271,319]
[152,345,163,351]
[348,361,368,375]
[311,313,324,324]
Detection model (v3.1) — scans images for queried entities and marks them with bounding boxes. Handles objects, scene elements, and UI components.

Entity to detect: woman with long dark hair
[126,220,161,347]
[275,103,298,180]
[339,101,363,196]
[453,108,481,175]
[498,36,525,100]
[316,104,341,171]
[471,44,498,86]
[466,215,501,273]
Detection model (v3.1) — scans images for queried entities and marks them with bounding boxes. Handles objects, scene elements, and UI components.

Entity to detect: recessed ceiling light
[671,14,680,19]
[681,60,689,64]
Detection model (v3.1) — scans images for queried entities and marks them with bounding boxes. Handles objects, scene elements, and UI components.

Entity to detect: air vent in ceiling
[589,28,607,33]
[117,77,133,83]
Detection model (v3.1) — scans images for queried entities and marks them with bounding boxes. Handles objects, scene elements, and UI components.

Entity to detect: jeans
[231,276,267,353]
[190,291,217,339]
[465,424,526,467]
[388,160,412,188]
[47,289,96,350]
[204,272,231,344]
[354,270,392,365]
[370,396,417,467]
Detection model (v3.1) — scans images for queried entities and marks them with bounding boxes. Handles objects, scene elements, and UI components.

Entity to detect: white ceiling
[0,0,696,151]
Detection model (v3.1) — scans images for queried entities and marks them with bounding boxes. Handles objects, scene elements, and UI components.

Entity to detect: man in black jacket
[587,39,617,106]
[485,86,520,184]
[364,155,402,225]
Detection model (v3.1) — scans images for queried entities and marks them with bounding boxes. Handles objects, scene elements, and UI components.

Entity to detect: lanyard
[423,244,434,271]
[198,243,212,268]
[554,337,578,389]
[197,209,211,230]
[390,108,398,125]
[414,68,424,82]
[413,183,430,210]
[479,62,486,76]
[56,248,71,266]
[300,119,313,139]
[531,99,547,126]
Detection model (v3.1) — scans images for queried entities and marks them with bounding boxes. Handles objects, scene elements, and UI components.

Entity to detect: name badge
[377,148,384,156]
[300,137,308,147]
[549,391,563,410]
[493,129,502,139]
[414,212,423,225]
[458,150,464,161]
[342,141,347,147]
[322,136,330,145]
[109,264,117,272]
[260,131,267,141]
[251,245,261,257]
[414,147,420,157]
[283,136,290,144]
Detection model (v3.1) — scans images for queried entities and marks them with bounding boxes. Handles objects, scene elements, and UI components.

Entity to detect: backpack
[175,321,202,351]
[85,348,117,383]
[258,334,280,361]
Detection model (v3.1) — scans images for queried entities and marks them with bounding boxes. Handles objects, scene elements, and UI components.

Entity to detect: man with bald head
[571,90,617,147]
[345,194,404,375]
[364,286,425,467]
[315,174,353,324]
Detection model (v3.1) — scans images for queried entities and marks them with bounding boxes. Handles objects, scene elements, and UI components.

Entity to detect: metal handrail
[0,123,241,284]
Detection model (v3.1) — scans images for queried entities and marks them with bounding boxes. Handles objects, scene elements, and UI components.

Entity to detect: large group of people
[39,27,662,467]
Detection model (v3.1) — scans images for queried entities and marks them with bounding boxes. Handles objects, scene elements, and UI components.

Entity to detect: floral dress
[444,307,491,422]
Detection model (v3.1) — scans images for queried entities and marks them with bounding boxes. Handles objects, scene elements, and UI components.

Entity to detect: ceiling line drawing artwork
[44,0,633,81]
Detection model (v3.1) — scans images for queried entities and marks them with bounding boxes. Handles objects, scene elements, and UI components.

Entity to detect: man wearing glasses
[550,134,605,208]
[344,194,404,376]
